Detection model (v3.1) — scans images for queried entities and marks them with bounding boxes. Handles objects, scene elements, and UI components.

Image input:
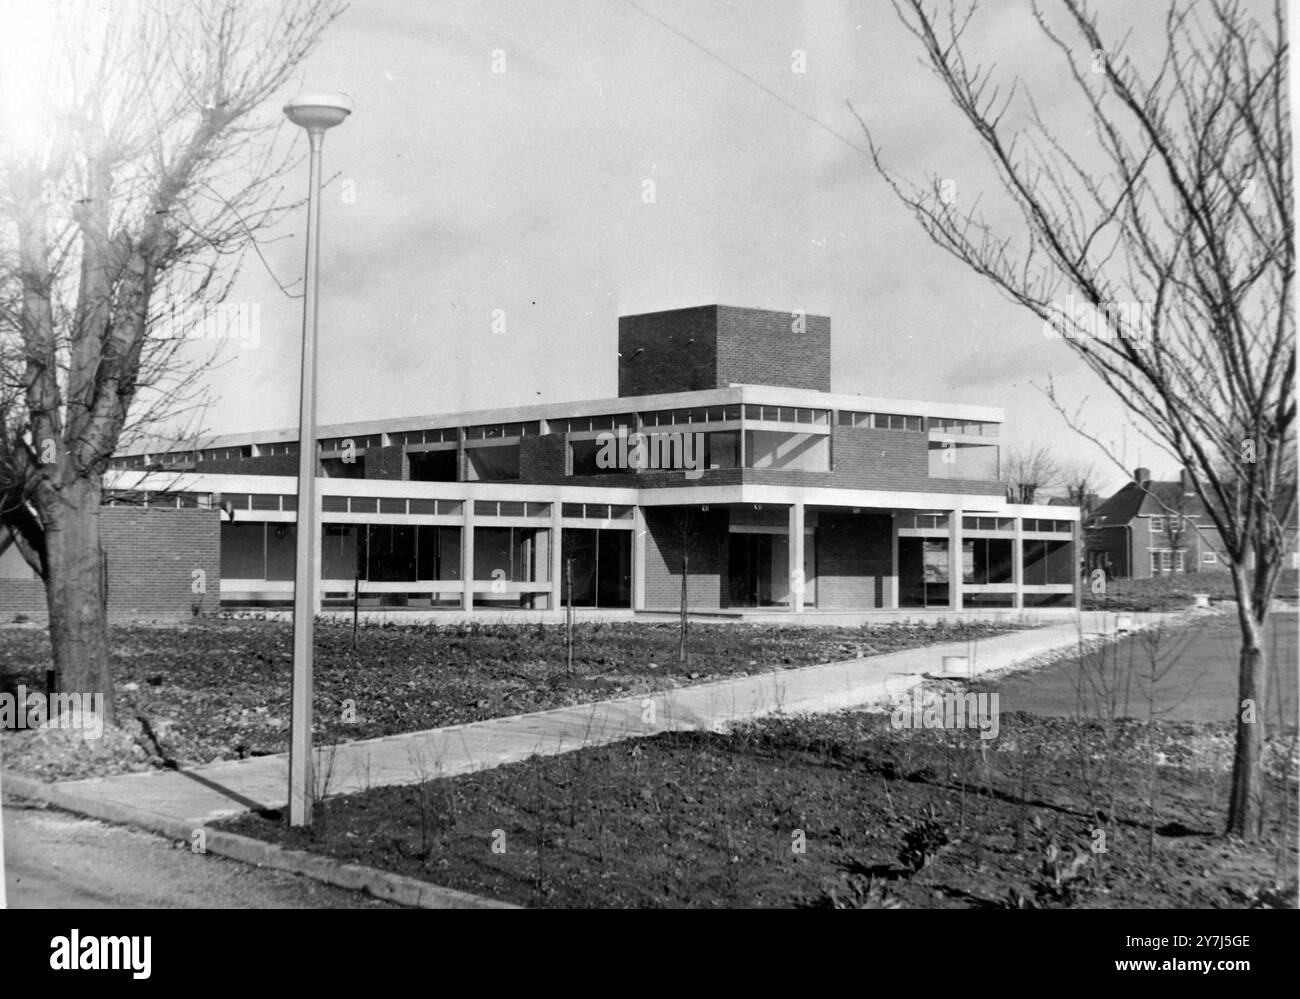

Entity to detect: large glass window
[320,457,366,478]
[963,538,1013,584]
[928,440,999,480]
[474,526,549,582]
[321,523,461,581]
[408,449,458,481]
[745,430,829,471]
[219,523,296,580]
[898,537,950,607]
[322,524,361,579]
[265,524,296,580]
[703,431,740,469]
[416,525,461,580]
[562,528,631,607]
[571,437,625,475]
[1023,538,1074,584]
[221,522,265,579]
[465,444,519,480]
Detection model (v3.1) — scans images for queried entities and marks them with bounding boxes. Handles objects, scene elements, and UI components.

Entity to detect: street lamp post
[284,92,351,827]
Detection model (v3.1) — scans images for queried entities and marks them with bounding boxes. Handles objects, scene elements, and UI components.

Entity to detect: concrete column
[632,506,647,611]
[948,507,963,611]
[1071,518,1083,610]
[461,501,475,612]
[550,501,563,612]
[789,501,805,613]
[888,512,900,609]
[1012,516,1024,609]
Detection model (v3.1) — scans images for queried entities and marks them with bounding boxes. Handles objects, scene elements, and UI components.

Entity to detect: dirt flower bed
[220,708,1298,909]
[0,618,1026,780]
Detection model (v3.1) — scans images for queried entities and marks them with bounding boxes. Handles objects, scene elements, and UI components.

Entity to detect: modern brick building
[2,305,1083,619]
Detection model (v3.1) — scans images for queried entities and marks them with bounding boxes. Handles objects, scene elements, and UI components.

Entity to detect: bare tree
[672,508,703,663]
[1061,459,1103,519]
[1001,443,1061,504]
[857,0,1295,838]
[0,0,345,721]
[1160,475,1197,573]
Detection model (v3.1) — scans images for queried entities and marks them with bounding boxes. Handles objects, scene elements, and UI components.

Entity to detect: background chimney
[1180,467,1195,495]
[1133,467,1151,487]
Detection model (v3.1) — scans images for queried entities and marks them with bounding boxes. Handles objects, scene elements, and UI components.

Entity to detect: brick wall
[519,434,570,480]
[716,305,830,392]
[2,507,221,622]
[617,305,832,396]
[506,423,1000,495]
[643,507,729,610]
[1085,526,1130,578]
[827,426,1002,496]
[101,507,222,619]
[365,444,407,480]
[816,512,892,609]
[0,578,46,618]
[618,306,719,396]
[202,453,300,476]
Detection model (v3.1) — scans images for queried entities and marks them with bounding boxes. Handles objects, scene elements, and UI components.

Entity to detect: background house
[1085,467,1297,579]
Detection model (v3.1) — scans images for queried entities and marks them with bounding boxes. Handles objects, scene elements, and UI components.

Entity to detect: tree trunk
[678,553,688,664]
[1225,562,1267,840]
[41,477,115,724]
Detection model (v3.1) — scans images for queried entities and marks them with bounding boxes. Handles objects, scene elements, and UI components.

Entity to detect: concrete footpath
[4,612,1165,832]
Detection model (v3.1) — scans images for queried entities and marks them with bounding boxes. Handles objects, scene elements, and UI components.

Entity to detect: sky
[181,0,1235,495]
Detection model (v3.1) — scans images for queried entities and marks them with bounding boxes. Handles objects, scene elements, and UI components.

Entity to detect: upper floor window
[464,422,538,441]
[1149,516,1165,533]
[550,414,634,435]
[743,405,828,425]
[930,417,999,436]
[644,405,741,427]
[875,412,923,431]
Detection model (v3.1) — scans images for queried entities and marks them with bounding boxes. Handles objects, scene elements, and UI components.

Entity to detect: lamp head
[283,91,353,132]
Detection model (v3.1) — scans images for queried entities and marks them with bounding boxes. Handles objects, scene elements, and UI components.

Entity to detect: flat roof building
[3,305,1081,619]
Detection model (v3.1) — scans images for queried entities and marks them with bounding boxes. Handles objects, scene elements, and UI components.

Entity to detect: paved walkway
[8,611,1169,830]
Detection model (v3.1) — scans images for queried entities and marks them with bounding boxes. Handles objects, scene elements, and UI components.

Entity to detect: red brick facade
[816,511,893,609]
[618,305,832,396]
[643,507,730,610]
[1,506,221,622]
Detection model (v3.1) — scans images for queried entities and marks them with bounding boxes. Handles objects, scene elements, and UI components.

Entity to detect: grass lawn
[1083,568,1298,612]
[974,610,1298,724]
[0,617,1026,779]
[220,706,1298,909]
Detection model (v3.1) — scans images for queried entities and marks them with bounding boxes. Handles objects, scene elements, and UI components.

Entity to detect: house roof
[1087,480,1199,527]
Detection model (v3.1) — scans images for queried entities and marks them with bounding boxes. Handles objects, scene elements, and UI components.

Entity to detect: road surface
[2,800,395,908]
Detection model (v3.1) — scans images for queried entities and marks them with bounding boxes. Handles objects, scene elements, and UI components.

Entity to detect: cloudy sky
[193,0,1213,493]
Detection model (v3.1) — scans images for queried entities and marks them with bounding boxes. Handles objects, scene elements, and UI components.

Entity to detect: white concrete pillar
[1071,518,1083,610]
[632,507,647,611]
[550,501,563,613]
[888,512,900,609]
[1012,515,1024,609]
[789,501,805,613]
[461,501,475,612]
[948,507,963,611]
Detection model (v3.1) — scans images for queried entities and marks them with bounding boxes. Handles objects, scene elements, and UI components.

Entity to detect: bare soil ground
[0,618,1024,780]
[219,704,1299,909]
